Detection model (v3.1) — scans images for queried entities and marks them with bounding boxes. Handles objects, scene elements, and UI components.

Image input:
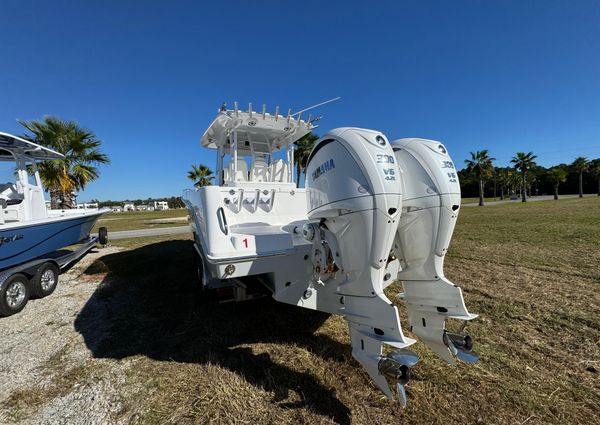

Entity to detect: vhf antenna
[292,96,341,118]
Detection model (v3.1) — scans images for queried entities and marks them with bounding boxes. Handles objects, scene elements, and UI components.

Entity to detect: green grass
[92,209,188,233]
[451,197,600,279]
[461,197,503,204]
[13,198,598,424]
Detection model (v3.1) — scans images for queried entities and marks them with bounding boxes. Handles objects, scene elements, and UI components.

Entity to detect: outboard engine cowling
[304,128,418,403]
[391,138,478,365]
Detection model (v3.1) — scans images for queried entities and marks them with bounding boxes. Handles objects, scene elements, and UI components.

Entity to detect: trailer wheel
[30,263,60,298]
[98,227,108,245]
[0,273,30,316]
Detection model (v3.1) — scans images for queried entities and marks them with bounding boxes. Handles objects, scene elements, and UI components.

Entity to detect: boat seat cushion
[270,159,289,182]
[228,159,249,182]
[251,158,269,182]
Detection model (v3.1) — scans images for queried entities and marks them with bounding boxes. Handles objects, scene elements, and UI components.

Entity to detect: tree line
[462,150,600,206]
[94,197,185,209]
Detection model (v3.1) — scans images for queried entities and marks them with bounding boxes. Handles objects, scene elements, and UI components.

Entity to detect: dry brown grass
[68,197,600,424]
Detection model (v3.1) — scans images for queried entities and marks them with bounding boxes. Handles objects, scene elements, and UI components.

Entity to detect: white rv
[154,201,169,210]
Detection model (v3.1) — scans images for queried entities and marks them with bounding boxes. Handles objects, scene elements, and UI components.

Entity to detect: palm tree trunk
[296,164,301,187]
[500,186,504,200]
[521,173,527,202]
[554,184,559,200]
[62,191,76,209]
[49,190,60,209]
[597,177,600,196]
[478,178,484,206]
[579,171,583,197]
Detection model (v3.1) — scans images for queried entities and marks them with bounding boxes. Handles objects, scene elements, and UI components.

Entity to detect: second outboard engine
[304,128,478,406]
[391,138,478,365]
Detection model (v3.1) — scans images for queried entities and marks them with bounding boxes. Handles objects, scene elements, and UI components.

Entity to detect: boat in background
[0,132,108,270]
[0,132,108,316]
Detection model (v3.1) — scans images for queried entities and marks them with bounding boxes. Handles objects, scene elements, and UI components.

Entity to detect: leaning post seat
[228,158,249,182]
[270,159,289,182]
[251,158,269,182]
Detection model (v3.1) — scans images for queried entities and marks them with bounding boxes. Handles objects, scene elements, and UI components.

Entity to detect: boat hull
[0,213,103,271]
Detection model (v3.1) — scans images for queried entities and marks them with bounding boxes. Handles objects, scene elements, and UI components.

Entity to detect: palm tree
[527,164,545,197]
[464,150,495,206]
[511,152,537,202]
[571,157,589,198]
[187,164,213,188]
[591,159,600,196]
[496,168,516,200]
[293,132,319,187]
[547,167,568,200]
[19,117,110,209]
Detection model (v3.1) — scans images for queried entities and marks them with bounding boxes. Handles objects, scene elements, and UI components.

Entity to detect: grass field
[92,209,188,233]
[52,198,600,424]
[461,197,502,204]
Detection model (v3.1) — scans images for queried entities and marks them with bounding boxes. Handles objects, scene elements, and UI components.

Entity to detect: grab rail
[217,207,228,235]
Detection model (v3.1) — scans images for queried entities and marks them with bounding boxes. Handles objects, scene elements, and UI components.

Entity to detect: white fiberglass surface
[0,209,104,230]
[228,223,288,236]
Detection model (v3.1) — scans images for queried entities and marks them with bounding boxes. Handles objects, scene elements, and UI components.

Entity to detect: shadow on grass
[74,240,351,424]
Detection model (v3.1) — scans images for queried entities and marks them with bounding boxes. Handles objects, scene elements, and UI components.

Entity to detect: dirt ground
[1,198,599,425]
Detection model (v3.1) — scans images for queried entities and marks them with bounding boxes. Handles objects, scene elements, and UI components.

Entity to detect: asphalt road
[461,193,593,207]
[109,225,191,240]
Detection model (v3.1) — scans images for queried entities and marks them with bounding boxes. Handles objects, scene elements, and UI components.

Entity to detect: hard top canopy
[200,106,314,155]
[0,132,64,162]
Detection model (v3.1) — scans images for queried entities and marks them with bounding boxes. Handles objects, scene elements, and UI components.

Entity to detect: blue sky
[1,1,599,201]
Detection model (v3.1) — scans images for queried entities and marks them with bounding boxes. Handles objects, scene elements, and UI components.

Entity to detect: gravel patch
[0,247,130,425]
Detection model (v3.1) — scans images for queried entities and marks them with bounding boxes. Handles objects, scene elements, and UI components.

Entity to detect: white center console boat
[183,103,478,405]
[0,132,108,316]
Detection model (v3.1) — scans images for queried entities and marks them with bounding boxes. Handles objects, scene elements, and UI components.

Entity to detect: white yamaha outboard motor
[304,128,477,405]
[391,138,478,366]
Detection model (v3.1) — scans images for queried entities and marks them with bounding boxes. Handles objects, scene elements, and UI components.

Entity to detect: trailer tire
[98,227,108,245]
[30,263,60,298]
[0,273,30,316]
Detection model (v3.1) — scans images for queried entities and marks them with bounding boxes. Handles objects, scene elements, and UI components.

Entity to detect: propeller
[378,349,419,406]
[444,331,479,364]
